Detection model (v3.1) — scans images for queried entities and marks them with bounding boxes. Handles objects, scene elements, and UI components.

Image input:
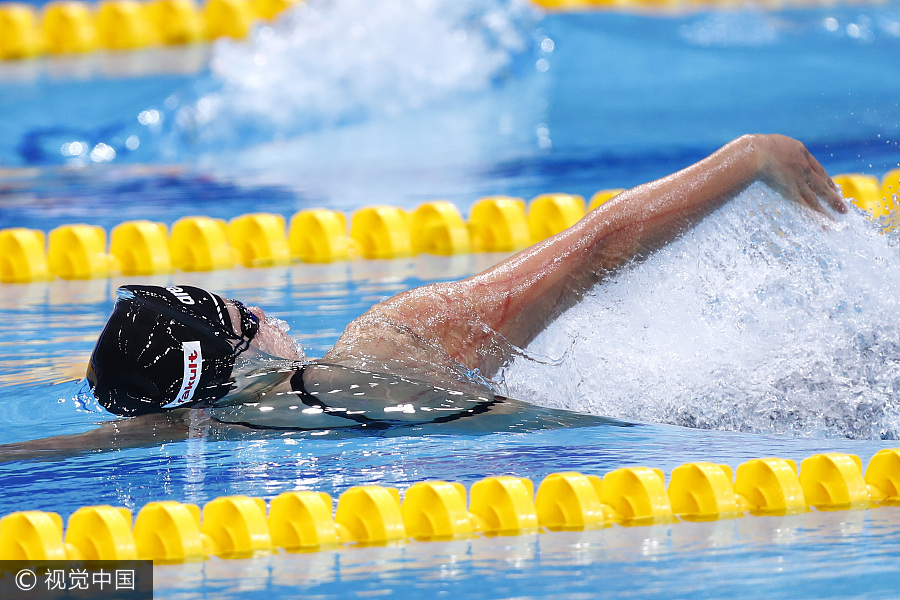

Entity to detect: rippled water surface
[5,0,900,597]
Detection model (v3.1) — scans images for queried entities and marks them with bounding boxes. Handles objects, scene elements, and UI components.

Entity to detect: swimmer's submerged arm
[0,411,248,462]
[329,134,846,376]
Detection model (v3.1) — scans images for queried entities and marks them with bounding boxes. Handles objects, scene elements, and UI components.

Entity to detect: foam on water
[170,0,540,153]
[501,184,900,440]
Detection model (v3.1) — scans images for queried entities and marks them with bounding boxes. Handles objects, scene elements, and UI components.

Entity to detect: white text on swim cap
[162,341,203,409]
[166,286,195,305]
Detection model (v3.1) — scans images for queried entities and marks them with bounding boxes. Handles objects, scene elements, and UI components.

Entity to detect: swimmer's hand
[752,133,848,216]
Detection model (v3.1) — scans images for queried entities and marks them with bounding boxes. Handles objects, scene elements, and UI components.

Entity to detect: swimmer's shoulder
[323,303,484,383]
[317,341,491,393]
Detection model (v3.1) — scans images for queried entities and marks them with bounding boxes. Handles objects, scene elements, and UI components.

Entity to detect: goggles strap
[231,300,260,355]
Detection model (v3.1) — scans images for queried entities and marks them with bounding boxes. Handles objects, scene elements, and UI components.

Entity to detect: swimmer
[2,134,846,459]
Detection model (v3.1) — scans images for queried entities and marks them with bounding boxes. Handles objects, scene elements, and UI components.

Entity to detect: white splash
[502,183,900,440]
[176,0,539,149]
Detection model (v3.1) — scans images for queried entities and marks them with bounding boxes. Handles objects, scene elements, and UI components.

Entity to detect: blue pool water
[4,2,900,229]
[5,0,900,598]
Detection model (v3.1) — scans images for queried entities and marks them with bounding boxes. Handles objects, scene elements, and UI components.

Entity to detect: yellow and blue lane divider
[1,169,897,286]
[0,0,297,60]
[1,449,900,562]
[0,191,612,283]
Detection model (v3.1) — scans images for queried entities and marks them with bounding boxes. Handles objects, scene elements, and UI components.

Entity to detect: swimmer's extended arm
[328,134,846,376]
[0,411,247,462]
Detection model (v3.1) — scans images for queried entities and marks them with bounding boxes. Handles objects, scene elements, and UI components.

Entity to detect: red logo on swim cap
[163,341,204,409]
[181,350,200,400]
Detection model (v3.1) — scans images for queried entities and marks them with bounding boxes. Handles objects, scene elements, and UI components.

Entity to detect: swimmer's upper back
[208,362,628,432]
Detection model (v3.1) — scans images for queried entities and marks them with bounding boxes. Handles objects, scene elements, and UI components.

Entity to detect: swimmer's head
[86,285,264,416]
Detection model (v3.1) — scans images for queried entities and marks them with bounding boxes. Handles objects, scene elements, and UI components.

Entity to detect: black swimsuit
[209,363,629,432]
[287,365,499,428]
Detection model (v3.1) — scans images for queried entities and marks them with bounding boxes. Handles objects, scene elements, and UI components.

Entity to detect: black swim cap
[86,285,259,416]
